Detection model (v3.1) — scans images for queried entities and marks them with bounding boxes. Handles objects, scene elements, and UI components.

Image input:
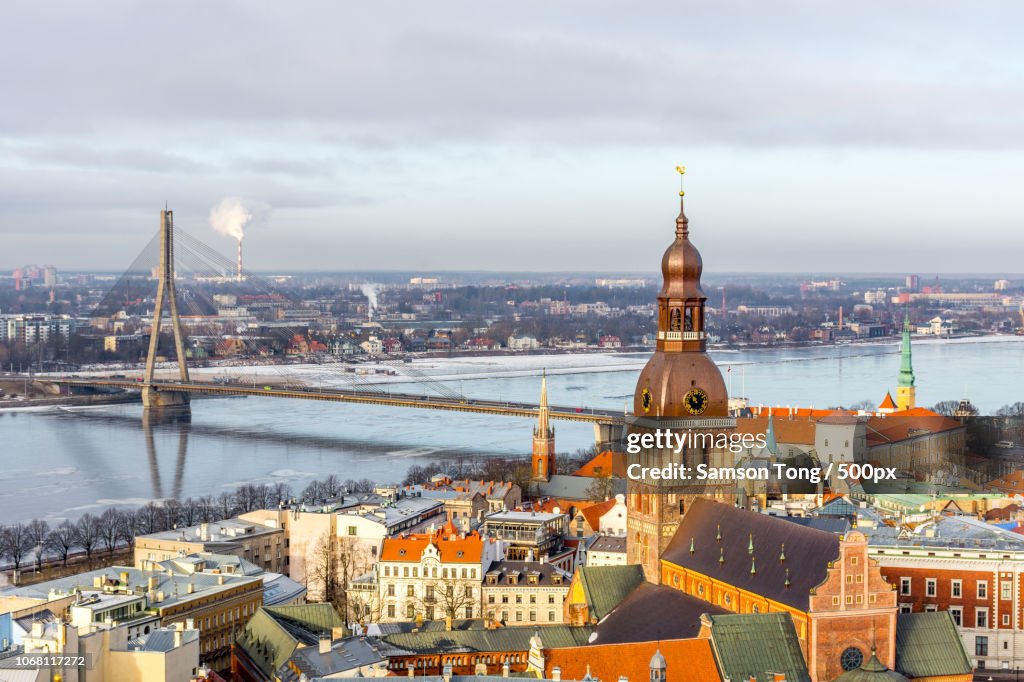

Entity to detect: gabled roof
[592,583,728,644]
[575,564,645,622]
[572,450,626,478]
[546,638,720,682]
[380,530,483,564]
[865,410,964,446]
[878,392,897,410]
[234,609,299,677]
[734,415,816,446]
[895,612,972,678]
[578,498,617,531]
[662,498,839,612]
[708,613,811,682]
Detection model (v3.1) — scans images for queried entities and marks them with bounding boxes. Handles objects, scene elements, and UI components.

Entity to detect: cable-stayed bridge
[35,209,627,444]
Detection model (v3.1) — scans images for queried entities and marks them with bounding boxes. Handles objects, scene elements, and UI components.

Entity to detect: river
[1,336,1021,523]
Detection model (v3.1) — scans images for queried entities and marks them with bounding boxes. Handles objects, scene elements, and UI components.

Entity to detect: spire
[896,310,917,411]
[764,414,779,455]
[898,313,915,388]
[540,369,548,407]
[675,165,689,240]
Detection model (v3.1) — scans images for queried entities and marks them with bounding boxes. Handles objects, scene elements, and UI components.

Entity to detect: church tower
[627,168,734,581]
[896,312,916,411]
[532,372,556,482]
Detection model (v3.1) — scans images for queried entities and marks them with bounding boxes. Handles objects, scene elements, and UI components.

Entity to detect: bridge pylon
[142,208,191,411]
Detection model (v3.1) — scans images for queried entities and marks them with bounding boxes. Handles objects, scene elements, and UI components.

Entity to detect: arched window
[684,307,694,331]
[669,307,682,331]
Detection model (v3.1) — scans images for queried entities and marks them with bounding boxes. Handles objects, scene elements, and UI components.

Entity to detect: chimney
[319,634,331,655]
[199,523,209,541]
[552,667,561,681]
[502,662,510,677]
[173,628,183,649]
[773,675,787,682]
[217,574,225,585]
[407,666,415,678]
[186,618,195,630]
[332,626,345,642]
[92,576,103,588]
[445,616,453,632]
[443,664,453,682]
[148,576,159,593]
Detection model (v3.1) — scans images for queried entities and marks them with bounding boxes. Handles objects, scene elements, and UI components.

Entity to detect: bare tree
[46,521,77,567]
[26,519,49,572]
[308,532,342,609]
[0,523,33,573]
[412,573,478,621]
[179,498,200,526]
[98,508,122,556]
[216,491,236,519]
[322,475,343,498]
[74,514,102,562]
[585,474,615,503]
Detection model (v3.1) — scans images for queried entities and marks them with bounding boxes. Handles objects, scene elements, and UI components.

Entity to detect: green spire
[898,312,915,388]
[748,533,754,555]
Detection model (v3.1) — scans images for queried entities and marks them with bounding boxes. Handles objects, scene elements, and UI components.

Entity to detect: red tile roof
[878,392,897,409]
[379,527,483,563]
[579,498,617,531]
[573,450,626,478]
[545,638,720,682]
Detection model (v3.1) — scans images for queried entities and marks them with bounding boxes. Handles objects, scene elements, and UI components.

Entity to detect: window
[1002,581,1012,600]
[406,604,415,618]
[976,636,988,656]
[925,604,937,612]
[530,595,537,604]
[926,579,936,597]
[977,581,988,599]
[1003,614,1011,626]
[465,607,473,619]
[387,605,395,618]
[840,647,863,672]
[502,595,509,604]
[951,580,961,598]
[516,612,523,622]
[488,595,495,604]
[899,604,912,614]
[529,611,536,622]
[407,585,415,597]
[949,607,962,626]
[387,584,395,597]
[900,578,911,596]
[549,610,556,622]
[548,595,555,604]
[976,608,989,629]
[465,585,473,598]
[348,526,357,536]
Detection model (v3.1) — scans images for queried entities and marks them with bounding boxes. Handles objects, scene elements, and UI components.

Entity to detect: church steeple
[896,312,916,411]
[532,371,555,482]
[633,167,728,418]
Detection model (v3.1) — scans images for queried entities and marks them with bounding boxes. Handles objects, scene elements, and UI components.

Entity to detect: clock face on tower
[641,388,653,412]
[684,387,709,416]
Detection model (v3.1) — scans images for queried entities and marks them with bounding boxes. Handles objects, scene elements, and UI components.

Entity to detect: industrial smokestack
[237,237,243,282]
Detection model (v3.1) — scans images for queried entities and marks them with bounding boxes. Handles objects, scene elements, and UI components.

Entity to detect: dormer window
[552,575,562,585]
[528,574,539,585]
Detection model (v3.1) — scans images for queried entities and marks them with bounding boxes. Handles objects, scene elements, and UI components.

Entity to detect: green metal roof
[266,603,347,637]
[895,612,972,678]
[577,564,645,621]
[380,624,595,655]
[708,613,811,682]
[234,604,346,678]
[234,608,299,677]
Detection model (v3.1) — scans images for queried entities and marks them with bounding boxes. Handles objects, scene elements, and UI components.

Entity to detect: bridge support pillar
[594,423,625,450]
[142,386,191,411]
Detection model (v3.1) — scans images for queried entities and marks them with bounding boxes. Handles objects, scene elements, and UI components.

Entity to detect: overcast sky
[2,1,1023,273]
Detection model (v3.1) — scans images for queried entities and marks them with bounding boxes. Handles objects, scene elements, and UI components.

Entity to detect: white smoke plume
[209,196,270,241]
[360,283,380,319]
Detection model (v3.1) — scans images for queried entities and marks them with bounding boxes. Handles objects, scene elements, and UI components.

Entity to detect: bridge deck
[54,378,624,425]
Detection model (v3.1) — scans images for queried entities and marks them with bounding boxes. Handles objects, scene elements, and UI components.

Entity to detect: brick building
[864,513,1024,673]
[659,498,898,682]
